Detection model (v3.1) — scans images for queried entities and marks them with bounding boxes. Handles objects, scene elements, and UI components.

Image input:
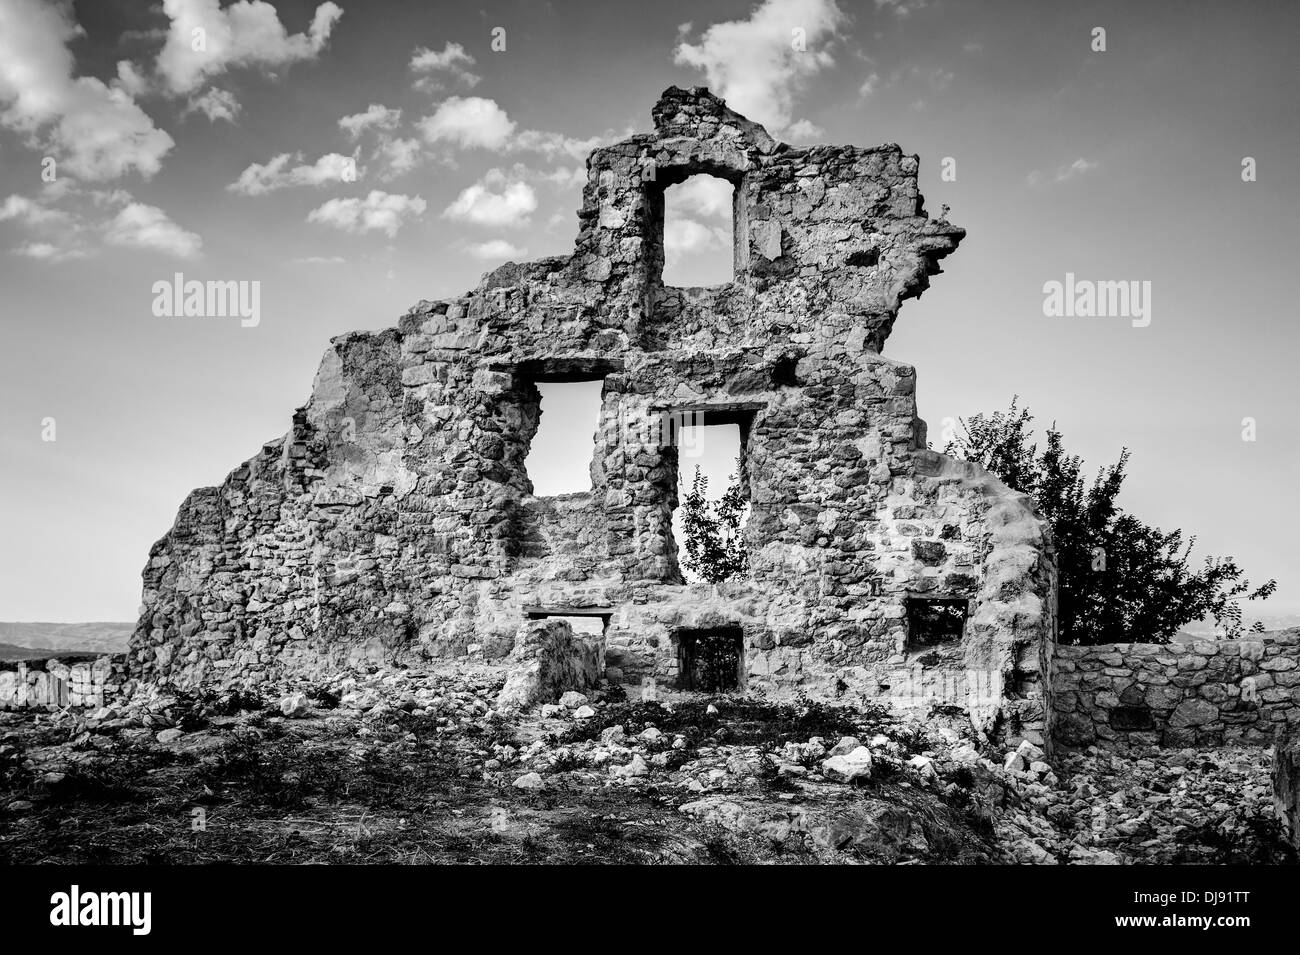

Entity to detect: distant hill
[0,642,58,662]
[0,622,132,655]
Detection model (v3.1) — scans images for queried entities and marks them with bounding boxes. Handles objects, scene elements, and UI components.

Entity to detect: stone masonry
[1049,632,1300,750]
[0,655,125,710]
[129,88,1058,746]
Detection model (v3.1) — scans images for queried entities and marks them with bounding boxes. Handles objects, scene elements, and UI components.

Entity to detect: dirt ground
[1,664,1292,865]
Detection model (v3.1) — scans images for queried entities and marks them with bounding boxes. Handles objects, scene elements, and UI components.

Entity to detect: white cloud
[104,201,202,258]
[875,0,928,17]
[377,137,421,176]
[442,169,537,228]
[465,239,526,261]
[858,72,880,99]
[785,118,824,142]
[673,0,844,134]
[0,0,174,180]
[186,87,241,123]
[1055,158,1099,182]
[0,194,71,226]
[409,41,480,89]
[419,96,516,150]
[512,128,607,161]
[665,177,733,220]
[291,255,346,265]
[663,217,729,264]
[114,60,149,97]
[419,96,613,161]
[339,103,401,138]
[12,240,89,262]
[1027,158,1100,187]
[307,190,426,237]
[228,152,358,195]
[154,0,343,95]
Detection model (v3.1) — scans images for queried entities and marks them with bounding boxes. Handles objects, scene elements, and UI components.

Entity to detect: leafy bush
[944,399,1276,644]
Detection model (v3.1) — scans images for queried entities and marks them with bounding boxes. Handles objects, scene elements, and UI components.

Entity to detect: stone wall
[1274,738,1300,851]
[0,655,126,710]
[1050,632,1300,750]
[129,87,1057,747]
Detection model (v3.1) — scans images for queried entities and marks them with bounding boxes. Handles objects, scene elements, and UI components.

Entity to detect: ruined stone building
[129,88,1058,745]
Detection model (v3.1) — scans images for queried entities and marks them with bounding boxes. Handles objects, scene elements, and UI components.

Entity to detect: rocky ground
[1,664,1293,865]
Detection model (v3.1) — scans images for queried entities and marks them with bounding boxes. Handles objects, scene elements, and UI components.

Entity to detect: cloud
[785,118,823,142]
[185,87,241,122]
[1054,158,1099,181]
[663,217,730,264]
[666,176,733,219]
[0,194,71,226]
[0,0,174,180]
[464,239,526,261]
[442,169,537,228]
[511,128,607,161]
[409,41,480,89]
[114,60,149,97]
[875,0,928,17]
[291,255,346,265]
[154,0,343,95]
[104,201,203,258]
[12,240,89,262]
[858,72,881,99]
[673,0,844,133]
[419,96,613,161]
[419,96,516,150]
[228,152,358,194]
[307,190,426,236]
[376,137,421,176]
[1027,158,1099,187]
[339,103,401,138]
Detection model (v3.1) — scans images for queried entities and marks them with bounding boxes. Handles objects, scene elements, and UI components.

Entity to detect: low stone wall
[1050,632,1300,750]
[0,655,127,710]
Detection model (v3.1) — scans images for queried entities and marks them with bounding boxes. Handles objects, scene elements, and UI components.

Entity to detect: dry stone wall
[1049,632,1300,750]
[130,87,1057,745]
[0,655,126,710]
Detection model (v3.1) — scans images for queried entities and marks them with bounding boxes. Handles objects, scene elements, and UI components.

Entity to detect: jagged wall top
[455,86,964,357]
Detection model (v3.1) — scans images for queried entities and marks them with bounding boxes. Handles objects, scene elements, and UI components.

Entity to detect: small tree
[945,398,1276,644]
[680,463,749,584]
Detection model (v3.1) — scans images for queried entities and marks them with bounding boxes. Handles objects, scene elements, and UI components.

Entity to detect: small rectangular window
[675,626,743,692]
[906,597,968,649]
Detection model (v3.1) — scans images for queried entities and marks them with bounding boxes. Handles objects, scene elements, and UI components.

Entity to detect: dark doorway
[676,626,743,691]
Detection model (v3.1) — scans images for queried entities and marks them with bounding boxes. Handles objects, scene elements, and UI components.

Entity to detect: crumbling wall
[0,655,126,710]
[1050,631,1300,750]
[495,619,605,711]
[130,87,1056,746]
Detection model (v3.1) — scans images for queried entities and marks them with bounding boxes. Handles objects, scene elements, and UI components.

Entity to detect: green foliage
[945,398,1276,644]
[680,463,749,583]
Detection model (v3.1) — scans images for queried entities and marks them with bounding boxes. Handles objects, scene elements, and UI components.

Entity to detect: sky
[0,0,1296,623]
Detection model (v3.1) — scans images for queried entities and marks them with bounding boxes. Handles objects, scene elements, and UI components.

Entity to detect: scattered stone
[821,746,874,783]
[512,772,545,790]
[279,692,309,718]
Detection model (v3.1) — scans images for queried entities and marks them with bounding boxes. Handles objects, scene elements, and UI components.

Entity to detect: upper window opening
[524,380,604,496]
[661,174,735,288]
